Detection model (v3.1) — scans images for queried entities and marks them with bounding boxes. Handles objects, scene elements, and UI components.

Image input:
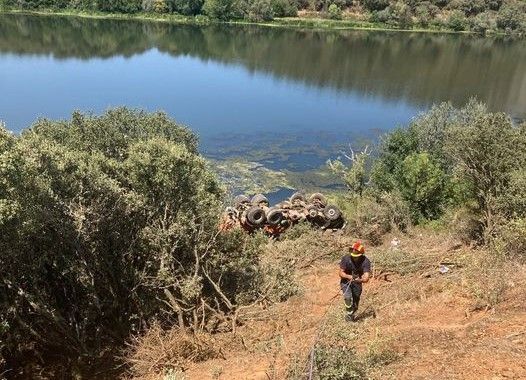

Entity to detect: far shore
[0,8,489,36]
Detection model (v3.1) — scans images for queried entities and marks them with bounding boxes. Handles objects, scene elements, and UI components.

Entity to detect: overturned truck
[220,192,345,237]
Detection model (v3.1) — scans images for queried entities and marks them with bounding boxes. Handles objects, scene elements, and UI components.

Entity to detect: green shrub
[96,0,142,12]
[236,0,274,21]
[414,1,439,26]
[370,127,418,193]
[371,118,452,222]
[271,0,297,16]
[387,1,413,27]
[448,0,487,16]
[373,3,413,27]
[0,109,268,377]
[448,206,484,244]
[496,3,526,33]
[142,0,169,12]
[398,152,448,221]
[327,3,342,19]
[447,9,468,30]
[370,100,526,242]
[497,168,526,218]
[471,10,496,34]
[445,104,526,242]
[203,0,236,19]
[168,0,204,15]
[363,0,390,11]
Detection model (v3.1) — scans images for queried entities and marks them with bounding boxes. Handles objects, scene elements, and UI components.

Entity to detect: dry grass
[125,323,221,379]
[124,228,526,380]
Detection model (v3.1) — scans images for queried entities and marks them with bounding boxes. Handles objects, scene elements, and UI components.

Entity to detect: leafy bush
[363,100,526,246]
[496,3,526,33]
[370,127,418,193]
[448,0,487,16]
[371,124,450,222]
[385,1,413,27]
[203,0,236,19]
[168,0,204,15]
[271,0,297,16]
[363,0,390,11]
[0,109,268,377]
[444,105,526,242]
[327,3,342,19]
[142,0,169,12]
[398,152,448,221]
[447,9,468,30]
[497,168,526,218]
[236,0,274,21]
[414,1,439,26]
[96,0,142,12]
[471,10,496,34]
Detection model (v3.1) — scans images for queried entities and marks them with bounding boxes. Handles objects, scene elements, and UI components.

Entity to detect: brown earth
[135,232,526,380]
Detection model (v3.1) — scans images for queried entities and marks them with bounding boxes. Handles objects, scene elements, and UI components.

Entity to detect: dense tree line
[2,0,525,34]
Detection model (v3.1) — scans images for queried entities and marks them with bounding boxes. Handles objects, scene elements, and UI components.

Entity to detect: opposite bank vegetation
[1,100,525,378]
[1,0,525,36]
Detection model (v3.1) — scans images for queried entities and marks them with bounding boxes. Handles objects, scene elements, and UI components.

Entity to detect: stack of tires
[222,191,344,236]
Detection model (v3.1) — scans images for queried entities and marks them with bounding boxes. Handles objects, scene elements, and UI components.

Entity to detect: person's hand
[348,275,354,281]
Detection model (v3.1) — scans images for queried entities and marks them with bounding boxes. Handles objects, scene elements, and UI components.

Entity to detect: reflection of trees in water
[1,14,525,116]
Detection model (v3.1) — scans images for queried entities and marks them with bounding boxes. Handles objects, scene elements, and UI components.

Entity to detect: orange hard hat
[351,241,365,255]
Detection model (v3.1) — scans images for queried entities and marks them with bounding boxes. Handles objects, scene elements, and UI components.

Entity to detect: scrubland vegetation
[331,99,526,251]
[0,110,293,377]
[1,0,526,35]
[1,100,525,378]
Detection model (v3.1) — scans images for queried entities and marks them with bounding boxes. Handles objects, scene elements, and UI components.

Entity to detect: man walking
[339,241,371,321]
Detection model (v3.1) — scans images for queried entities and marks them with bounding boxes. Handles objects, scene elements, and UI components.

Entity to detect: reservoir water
[1,13,525,189]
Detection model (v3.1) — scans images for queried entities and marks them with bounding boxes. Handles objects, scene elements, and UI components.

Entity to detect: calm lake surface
[1,13,525,189]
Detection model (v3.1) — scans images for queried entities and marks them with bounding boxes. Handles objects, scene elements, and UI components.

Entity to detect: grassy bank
[0,8,474,35]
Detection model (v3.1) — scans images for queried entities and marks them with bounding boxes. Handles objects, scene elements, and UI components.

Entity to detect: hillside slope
[128,230,526,379]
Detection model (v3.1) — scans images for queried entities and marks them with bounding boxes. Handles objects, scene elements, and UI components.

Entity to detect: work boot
[345,310,356,322]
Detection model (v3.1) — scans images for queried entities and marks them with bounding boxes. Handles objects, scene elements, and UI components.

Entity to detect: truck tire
[324,205,342,221]
[279,200,292,209]
[309,193,328,207]
[290,192,306,203]
[306,205,319,218]
[251,193,269,206]
[246,206,266,226]
[266,207,283,225]
[234,195,250,207]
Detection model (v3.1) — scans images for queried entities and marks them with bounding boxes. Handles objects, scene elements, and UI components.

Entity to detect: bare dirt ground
[152,233,526,380]
[185,262,341,380]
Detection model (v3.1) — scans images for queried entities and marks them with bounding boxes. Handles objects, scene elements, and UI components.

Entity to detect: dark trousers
[341,281,362,314]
